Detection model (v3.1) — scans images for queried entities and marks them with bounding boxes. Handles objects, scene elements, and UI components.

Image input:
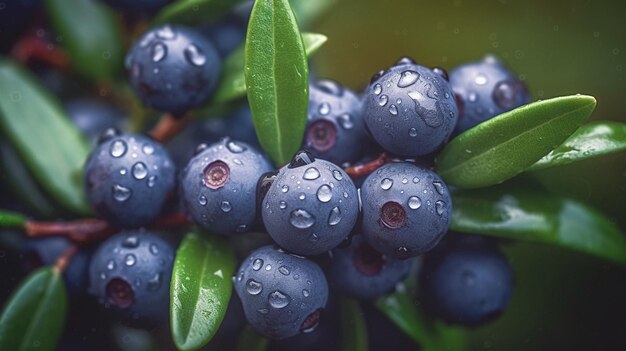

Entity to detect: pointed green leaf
[245,0,309,165]
[436,95,597,188]
[171,231,236,351]
[0,267,68,351]
[44,0,122,80]
[340,298,368,351]
[154,0,245,25]
[0,60,90,215]
[212,32,326,105]
[527,121,626,171]
[451,185,626,266]
[0,210,26,228]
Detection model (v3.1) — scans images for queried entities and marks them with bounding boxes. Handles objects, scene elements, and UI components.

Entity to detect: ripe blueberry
[126,25,221,114]
[262,151,359,256]
[363,57,458,156]
[360,162,452,259]
[303,79,367,166]
[199,17,246,58]
[450,54,530,135]
[328,235,413,300]
[234,245,329,340]
[180,138,273,235]
[88,231,175,327]
[84,131,175,228]
[419,235,514,326]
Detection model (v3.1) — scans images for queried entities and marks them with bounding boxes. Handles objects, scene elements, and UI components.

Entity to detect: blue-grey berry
[126,25,221,114]
[180,138,273,235]
[303,79,367,166]
[88,231,175,327]
[84,131,176,228]
[328,235,413,300]
[450,54,530,135]
[360,162,452,259]
[234,245,329,340]
[262,152,359,256]
[363,57,458,156]
[419,235,514,326]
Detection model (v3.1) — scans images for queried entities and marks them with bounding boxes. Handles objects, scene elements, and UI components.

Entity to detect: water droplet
[147,272,162,291]
[147,175,157,188]
[265,264,272,271]
[100,272,107,280]
[302,289,310,297]
[279,201,287,209]
[269,290,291,308]
[279,266,290,275]
[433,181,445,195]
[281,185,289,193]
[151,42,167,62]
[398,70,420,87]
[407,90,443,127]
[246,279,262,295]
[409,128,418,137]
[328,206,342,226]
[120,168,127,175]
[303,167,320,180]
[142,143,154,155]
[332,170,343,181]
[122,236,139,248]
[343,191,349,198]
[338,114,354,129]
[236,224,248,233]
[150,244,159,255]
[373,84,382,95]
[401,178,408,184]
[474,74,488,85]
[289,209,316,229]
[468,92,478,102]
[107,260,115,270]
[389,104,398,115]
[381,178,393,190]
[293,274,300,280]
[110,140,127,158]
[413,177,420,183]
[156,25,176,39]
[408,196,422,209]
[221,201,232,213]
[199,195,207,206]
[184,44,206,66]
[309,233,319,242]
[125,254,136,266]
[112,184,132,202]
[252,259,263,271]
[378,94,389,106]
[226,140,246,153]
[132,162,148,180]
[316,185,333,203]
[318,102,331,115]
[298,193,306,200]
[436,200,446,215]
[257,308,269,315]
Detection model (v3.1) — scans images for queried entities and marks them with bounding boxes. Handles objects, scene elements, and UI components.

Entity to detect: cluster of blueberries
[2,0,532,347]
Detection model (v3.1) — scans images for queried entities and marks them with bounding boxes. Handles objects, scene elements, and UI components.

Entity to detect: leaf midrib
[270,0,284,163]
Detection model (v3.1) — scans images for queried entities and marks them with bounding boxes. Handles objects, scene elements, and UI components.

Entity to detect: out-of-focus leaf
[340,298,368,351]
[0,210,26,229]
[235,325,268,351]
[154,0,245,25]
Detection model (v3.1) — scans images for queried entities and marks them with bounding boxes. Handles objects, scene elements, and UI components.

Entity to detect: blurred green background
[309,1,625,350]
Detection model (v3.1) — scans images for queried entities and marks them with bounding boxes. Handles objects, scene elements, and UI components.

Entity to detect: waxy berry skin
[234,245,329,340]
[360,162,452,259]
[363,58,458,157]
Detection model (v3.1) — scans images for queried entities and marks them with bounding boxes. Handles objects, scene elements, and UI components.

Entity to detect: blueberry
[303,79,367,166]
[88,231,175,327]
[419,235,514,326]
[360,162,452,259]
[126,25,221,114]
[450,54,530,135]
[103,0,171,13]
[180,138,273,235]
[198,17,246,58]
[328,235,413,300]
[65,99,126,143]
[234,245,329,340]
[363,57,458,156]
[262,152,359,256]
[84,131,176,228]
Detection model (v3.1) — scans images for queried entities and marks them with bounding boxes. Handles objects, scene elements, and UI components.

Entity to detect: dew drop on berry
[468,92,478,102]
[302,289,310,297]
[303,167,321,180]
[269,290,291,308]
[289,209,316,229]
[110,140,127,158]
[147,272,162,291]
[432,67,449,81]
[150,244,159,255]
[380,178,393,190]
[408,196,422,209]
[397,70,420,88]
[373,84,382,95]
[107,260,115,270]
[147,175,157,188]
[413,177,420,184]
[436,200,446,215]
[328,206,342,226]
[332,170,343,181]
[125,254,136,266]
[226,140,246,153]
[156,25,175,39]
[246,279,263,295]
[220,201,232,213]
[279,201,287,209]
[378,94,389,106]
[279,266,290,275]
[257,308,269,315]
[120,168,127,175]
[389,104,398,115]
[122,235,139,248]
[281,185,289,193]
[112,184,132,202]
[198,195,207,206]
[298,193,306,200]
[318,102,331,115]
[132,162,148,180]
[475,74,488,85]
[184,44,207,66]
[252,259,263,271]
[316,185,332,203]
[151,42,167,62]
[309,233,320,242]
[433,181,445,195]
[337,113,354,130]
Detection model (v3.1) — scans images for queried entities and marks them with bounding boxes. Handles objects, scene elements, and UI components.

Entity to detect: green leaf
[44,0,122,80]
[245,0,309,165]
[0,267,68,351]
[170,231,236,351]
[451,184,626,266]
[235,326,268,351]
[436,95,597,188]
[212,32,326,105]
[340,298,368,351]
[0,60,90,215]
[527,121,626,171]
[0,210,26,228]
[155,0,245,25]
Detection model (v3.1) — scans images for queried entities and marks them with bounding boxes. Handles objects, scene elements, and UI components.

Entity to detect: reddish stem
[344,152,390,179]
[54,245,79,273]
[11,35,70,70]
[149,113,192,143]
